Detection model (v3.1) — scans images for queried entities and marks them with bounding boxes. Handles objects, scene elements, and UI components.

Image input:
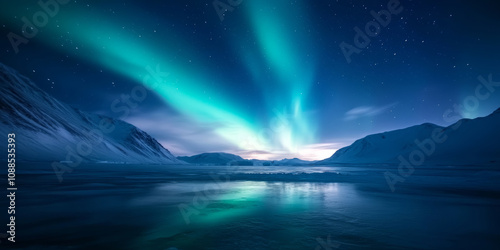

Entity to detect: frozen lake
[5,163,500,249]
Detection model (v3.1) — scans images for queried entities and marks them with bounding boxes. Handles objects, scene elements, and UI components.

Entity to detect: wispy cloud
[123,110,236,157]
[344,103,398,121]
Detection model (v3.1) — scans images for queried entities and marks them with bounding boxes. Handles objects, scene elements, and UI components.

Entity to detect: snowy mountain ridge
[0,63,182,164]
[177,152,251,165]
[319,110,500,165]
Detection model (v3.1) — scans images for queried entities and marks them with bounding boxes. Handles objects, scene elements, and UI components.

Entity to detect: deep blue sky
[1,0,500,160]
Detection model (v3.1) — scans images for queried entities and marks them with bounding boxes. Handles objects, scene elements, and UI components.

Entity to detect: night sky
[1,0,500,160]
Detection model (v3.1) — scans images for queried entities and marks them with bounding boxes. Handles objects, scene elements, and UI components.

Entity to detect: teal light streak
[1,2,319,156]
[1,5,266,150]
[238,0,318,152]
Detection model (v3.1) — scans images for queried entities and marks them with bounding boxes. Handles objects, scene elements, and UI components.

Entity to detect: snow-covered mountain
[319,109,500,165]
[250,158,315,166]
[0,63,183,164]
[276,158,316,166]
[178,153,316,166]
[178,152,252,165]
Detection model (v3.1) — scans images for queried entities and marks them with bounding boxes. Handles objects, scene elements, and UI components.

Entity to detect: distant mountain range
[178,153,317,166]
[252,158,317,166]
[177,152,253,165]
[318,108,500,165]
[0,63,183,164]
[185,110,500,166]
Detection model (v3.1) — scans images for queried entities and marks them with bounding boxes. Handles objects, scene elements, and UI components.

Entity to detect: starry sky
[1,0,500,160]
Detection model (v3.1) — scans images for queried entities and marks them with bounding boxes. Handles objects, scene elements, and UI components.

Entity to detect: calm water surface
[4,163,500,249]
